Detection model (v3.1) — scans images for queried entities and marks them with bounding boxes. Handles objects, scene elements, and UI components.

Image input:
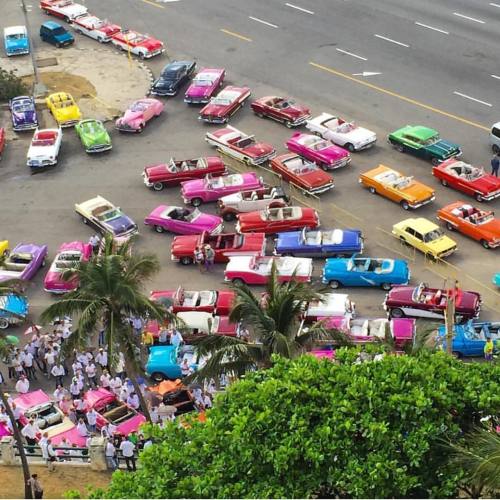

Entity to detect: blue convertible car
[145,345,198,382]
[274,228,363,258]
[437,321,499,357]
[321,255,410,290]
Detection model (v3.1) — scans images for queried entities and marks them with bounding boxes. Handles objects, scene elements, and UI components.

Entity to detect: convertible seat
[305,231,322,245]
[198,290,215,307]
[183,292,199,307]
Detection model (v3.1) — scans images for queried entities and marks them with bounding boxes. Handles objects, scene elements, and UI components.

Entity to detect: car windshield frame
[423,228,444,242]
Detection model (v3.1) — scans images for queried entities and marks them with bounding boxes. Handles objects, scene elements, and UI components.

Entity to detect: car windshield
[7,34,24,40]
[162,70,180,79]
[130,101,147,112]
[124,32,146,43]
[98,209,120,221]
[55,253,81,270]
[51,27,67,35]
[194,79,213,86]
[12,100,32,112]
[421,134,439,145]
[423,229,444,242]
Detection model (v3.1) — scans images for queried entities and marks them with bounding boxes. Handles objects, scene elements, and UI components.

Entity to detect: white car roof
[225,255,255,271]
[76,195,110,211]
[4,26,27,36]
[306,293,350,316]
[176,311,212,330]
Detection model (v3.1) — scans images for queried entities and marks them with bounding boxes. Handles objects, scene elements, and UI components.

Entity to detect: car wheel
[152,182,164,191]
[492,144,500,154]
[56,43,61,48]
[329,280,341,289]
[446,222,455,231]
[243,157,252,166]
[0,318,9,329]
[345,143,355,152]
[139,52,146,60]
[400,200,410,210]
[282,252,294,257]
[255,112,265,118]
[480,239,491,249]
[381,282,392,291]
[137,123,145,133]
[426,253,436,262]
[441,179,448,187]
[369,186,377,195]
[223,212,235,222]
[232,278,245,286]
[474,192,484,202]
[431,157,440,166]
[82,217,89,224]
[180,256,193,265]
[394,142,404,153]
[320,163,329,171]
[151,372,164,383]
[191,197,202,207]
[285,120,293,129]
[452,351,463,359]
[97,37,104,43]
[399,236,408,246]
[154,225,165,233]
[390,308,404,318]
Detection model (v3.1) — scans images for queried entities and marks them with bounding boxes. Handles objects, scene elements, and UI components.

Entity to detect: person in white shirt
[13,354,25,379]
[101,422,117,439]
[23,350,36,381]
[39,433,49,461]
[46,439,56,470]
[85,362,97,388]
[99,369,111,389]
[127,393,140,410]
[75,370,85,392]
[170,330,184,348]
[114,352,125,379]
[76,352,88,367]
[95,348,108,370]
[119,437,136,471]
[76,418,89,437]
[86,408,98,434]
[69,379,80,400]
[15,374,30,394]
[51,363,65,388]
[21,419,39,453]
[53,385,68,402]
[71,360,82,375]
[118,387,129,402]
[109,376,122,395]
[158,328,168,345]
[203,392,213,409]
[44,349,56,378]
[11,402,23,426]
[150,405,159,424]
[105,439,118,470]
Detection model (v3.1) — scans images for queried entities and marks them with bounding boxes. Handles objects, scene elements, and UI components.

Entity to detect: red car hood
[101,23,121,36]
[145,163,169,178]
[172,234,200,254]
[138,38,163,51]
[469,174,500,194]
[200,102,227,117]
[299,170,333,188]
[480,218,500,237]
[280,104,310,119]
[150,290,176,302]
[237,211,265,225]
[244,142,275,158]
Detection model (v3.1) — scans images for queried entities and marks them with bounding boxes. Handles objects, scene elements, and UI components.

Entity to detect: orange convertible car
[437,201,500,249]
[359,164,435,210]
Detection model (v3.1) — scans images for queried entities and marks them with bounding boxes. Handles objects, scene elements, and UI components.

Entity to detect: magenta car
[44,241,92,294]
[115,98,164,133]
[184,67,225,104]
[144,205,224,235]
[0,243,48,283]
[83,388,146,436]
[286,132,351,170]
[181,172,264,207]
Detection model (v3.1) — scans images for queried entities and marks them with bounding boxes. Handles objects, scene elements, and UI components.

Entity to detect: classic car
[205,126,276,165]
[144,205,223,235]
[392,217,457,260]
[432,158,500,202]
[224,255,313,285]
[437,320,499,357]
[285,133,351,170]
[0,243,48,283]
[0,294,29,329]
[184,67,225,104]
[46,92,81,127]
[0,128,5,160]
[143,157,227,191]
[150,287,235,315]
[0,240,8,258]
[39,0,87,21]
[75,119,112,153]
[437,202,500,249]
[270,153,334,195]
[359,164,435,210]
[71,14,121,42]
[388,125,462,165]
[199,86,251,123]
[75,195,138,238]
[274,228,363,257]
[40,21,74,47]
[236,206,320,234]
[84,388,146,436]
[304,292,356,320]
[250,96,310,127]
[305,113,377,152]
[150,60,197,96]
[217,186,289,221]
[383,282,481,322]
[491,122,500,153]
[9,96,38,131]
[181,172,264,207]
[146,345,198,382]
[177,311,239,340]
[321,256,410,290]
[4,26,29,56]
[111,29,164,59]
[26,128,62,169]
[148,380,197,415]
[494,273,500,287]
[115,98,164,133]
[43,241,92,293]
[171,231,266,265]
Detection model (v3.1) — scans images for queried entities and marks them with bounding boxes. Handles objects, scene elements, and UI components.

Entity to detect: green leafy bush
[0,68,28,101]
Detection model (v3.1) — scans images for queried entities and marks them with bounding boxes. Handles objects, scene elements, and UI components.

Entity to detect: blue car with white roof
[321,255,410,290]
[4,26,30,56]
[437,321,499,357]
[274,228,363,257]
[0,294,29,329]
[145,345,198,382]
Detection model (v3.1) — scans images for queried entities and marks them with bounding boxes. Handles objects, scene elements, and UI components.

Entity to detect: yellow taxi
[46,92,82,127]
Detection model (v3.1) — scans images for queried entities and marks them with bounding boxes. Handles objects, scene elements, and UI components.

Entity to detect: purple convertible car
[0,243,48,282]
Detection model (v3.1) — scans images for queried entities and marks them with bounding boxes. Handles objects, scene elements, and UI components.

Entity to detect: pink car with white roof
[115,98,164,133]
[286,132,351,170]
[184,67,225,104]
[44,241,92,293]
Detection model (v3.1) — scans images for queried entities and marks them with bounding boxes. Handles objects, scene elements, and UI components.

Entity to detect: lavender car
[0,243,48,282]
[9,96,38,131]
[144,205,223,235]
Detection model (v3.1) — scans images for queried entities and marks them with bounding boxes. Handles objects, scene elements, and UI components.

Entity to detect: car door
[402,134,422,158]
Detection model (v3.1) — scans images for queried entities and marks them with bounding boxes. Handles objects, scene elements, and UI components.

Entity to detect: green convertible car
[387,125,461,165]
[75,119,112,153]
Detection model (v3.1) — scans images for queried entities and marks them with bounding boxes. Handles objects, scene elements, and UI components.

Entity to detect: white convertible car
[26,128,62,169]
[306,113,376,152]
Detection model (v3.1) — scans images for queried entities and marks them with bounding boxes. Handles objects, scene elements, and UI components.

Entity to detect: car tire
[474,192,484,202]
[137,123,145,133]
[452,351,463,359]
[154,225,164,233]
[441,179,448,187]
[480,239,490,249]
[431,157,440,166]
[139,52,146,60]
[381,283,392,291]
[232,278,245,286]
[492,144,500,154]
[191,197,202,207]
[97,36,104,43]
[345,143,355,152]
[369,186,377,195]
[82,217,89,224]
[399,236,408,246]
[180,256,193,265]
[446,222,455,231]
[151,372,164,383]
[400,200,410,210]
[152,182,164,191]
[285,120,293,129]
[390,308,404,318]
[255,112,265,118]
[320,163,329,171]
[329,280,341,289]
[394,143,404,153]
[223,212,235,222]
[281,252,294,257]
[0,318,9,329]
[426,253,436,262]
[56,43,61,48]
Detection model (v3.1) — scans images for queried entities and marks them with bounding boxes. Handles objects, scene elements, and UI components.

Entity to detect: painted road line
[453,12,485,24]
[415,22,449,35]
[336,48,367,61]
[285,3,314,14]
[453,91,492,107]
[309,62,490,131]
[352,71,381,77]
[141,0,165,8]
[220,29,252,42]
[491,74,500,80]
[374,34,409,47]
[249,16,279,28]
[490,2,500,7]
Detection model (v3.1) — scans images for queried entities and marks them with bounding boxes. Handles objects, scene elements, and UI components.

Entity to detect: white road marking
[249,16,279,28]
[374,34,409,47]
[415,22,449,35]
[352,71,382,76]
[453,12,485,24]
[489,2,500,8]
[491,74,500,80]
[285,3,314,14]
[453,91,492,107]
[336,48,367,61]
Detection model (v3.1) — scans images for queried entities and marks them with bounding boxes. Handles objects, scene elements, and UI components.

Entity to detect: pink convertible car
[44,241,92,293]
[144,205,223,235]
[115,98,164,133]
[286,132,351,170]
[184,67,225,104]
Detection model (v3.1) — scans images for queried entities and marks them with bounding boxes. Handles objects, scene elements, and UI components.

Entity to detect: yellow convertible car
[46,92,81,127]
[392,217,457,260]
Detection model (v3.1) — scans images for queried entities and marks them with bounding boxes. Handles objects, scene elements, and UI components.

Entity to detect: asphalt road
[0,0,498,333]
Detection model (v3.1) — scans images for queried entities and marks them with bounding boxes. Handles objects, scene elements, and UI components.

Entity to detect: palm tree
[39,236,174,421]
[190,262,335,382]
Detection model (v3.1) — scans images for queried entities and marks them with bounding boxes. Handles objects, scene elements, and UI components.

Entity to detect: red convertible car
[250,96,310,128]
[236,206,320,234]
[143,157,227,191]
[199,86,251,124]
[150,287,235,315]
[383,282,481,322]
[270,153,334,195]
[170,231,266,265]
[433,158,500,202]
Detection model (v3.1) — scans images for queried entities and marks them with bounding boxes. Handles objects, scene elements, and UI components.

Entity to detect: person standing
[158,327,168,345]
[86,408,98,434]
[484,337,494,361]
[131,316,143,337]
[204,244,215,272]
[100,369,111,389]
[85,361,97,388]
[28,474,44,499]
[491,153,500,177]
[51,363,65,388]
[171,329,184,349]
[89,234,101,254]
[119,437,136,471]
[76,417,89,437]
[44,348,56,379]
[105,438,118,471]
[109,375,122,396]
[23,349,36,381]
[127,392,140,410]
[194,246,205,273]
[95,348,108,371]
[15,374,30,394]
[21,419,39,454]
[69,378,81,400]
